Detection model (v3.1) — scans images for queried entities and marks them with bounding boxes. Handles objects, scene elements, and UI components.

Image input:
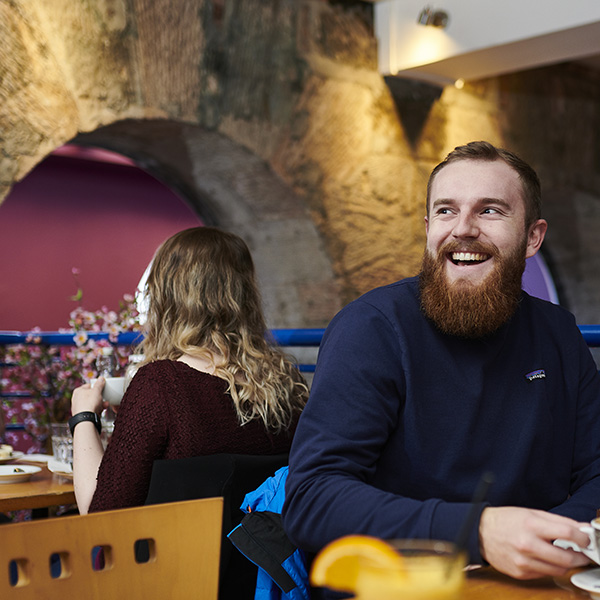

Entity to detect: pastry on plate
[0,444,13,459]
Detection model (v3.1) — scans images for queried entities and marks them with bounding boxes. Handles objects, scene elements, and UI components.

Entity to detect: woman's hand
[71,378,106,415]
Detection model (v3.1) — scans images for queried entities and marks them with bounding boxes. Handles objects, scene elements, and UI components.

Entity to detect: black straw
[454,471,495,554]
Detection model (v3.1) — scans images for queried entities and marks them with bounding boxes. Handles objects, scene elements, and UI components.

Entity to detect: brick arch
[74,119,341,328]
[4,0,600,328]
[0,0,417,315]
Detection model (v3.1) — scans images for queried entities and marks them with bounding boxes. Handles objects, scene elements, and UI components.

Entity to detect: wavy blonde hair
[139,227,307,432]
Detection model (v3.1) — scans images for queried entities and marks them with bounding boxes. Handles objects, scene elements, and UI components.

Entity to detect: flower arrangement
[0,277,142,452]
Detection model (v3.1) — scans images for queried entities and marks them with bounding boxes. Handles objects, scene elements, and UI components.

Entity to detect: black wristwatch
[68,411,102,436]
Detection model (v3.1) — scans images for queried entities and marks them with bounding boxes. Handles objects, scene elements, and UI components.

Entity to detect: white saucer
[0,451,24,465]
[571,568,600,599]
[0,465,41,483]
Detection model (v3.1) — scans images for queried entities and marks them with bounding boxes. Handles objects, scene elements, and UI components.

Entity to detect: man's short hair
[426,141,542,229]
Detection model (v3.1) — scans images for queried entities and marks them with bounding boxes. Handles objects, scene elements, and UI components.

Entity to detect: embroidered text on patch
[525,369,546,381]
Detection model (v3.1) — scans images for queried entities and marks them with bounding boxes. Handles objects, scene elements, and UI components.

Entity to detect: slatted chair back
[0,497,223,600]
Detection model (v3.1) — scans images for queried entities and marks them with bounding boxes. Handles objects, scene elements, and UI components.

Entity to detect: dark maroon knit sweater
[88,359,297,512]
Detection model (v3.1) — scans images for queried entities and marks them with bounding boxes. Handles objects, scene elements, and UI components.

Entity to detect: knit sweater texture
[89,360,296,512]
[283,276,600,565]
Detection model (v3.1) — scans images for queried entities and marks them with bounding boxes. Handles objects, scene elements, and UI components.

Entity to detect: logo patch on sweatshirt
[525,369,546,381]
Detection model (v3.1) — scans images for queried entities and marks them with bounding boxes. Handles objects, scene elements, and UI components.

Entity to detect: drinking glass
[355,540,465,600]
[51,423,73,467]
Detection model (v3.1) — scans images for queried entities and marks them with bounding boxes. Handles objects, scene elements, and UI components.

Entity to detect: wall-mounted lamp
[417,6,449,29]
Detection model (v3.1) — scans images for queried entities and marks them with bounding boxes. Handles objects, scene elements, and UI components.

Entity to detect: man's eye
[482,208,499,215]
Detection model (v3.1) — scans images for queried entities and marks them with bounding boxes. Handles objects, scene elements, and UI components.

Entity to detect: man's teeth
[452,252,487,262]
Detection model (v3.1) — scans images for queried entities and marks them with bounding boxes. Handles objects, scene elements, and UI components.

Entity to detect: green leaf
[70,288,83,302]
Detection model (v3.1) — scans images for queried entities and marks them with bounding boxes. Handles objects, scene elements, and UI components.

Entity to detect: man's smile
[449,251,491,266]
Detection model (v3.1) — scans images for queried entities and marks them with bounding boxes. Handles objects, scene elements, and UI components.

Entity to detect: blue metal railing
[0,328,325,435]
[2,325,599,347]
[2,325,600,436]
[578,325,600,347]
[0,329,327,348]
[0,329,325,377]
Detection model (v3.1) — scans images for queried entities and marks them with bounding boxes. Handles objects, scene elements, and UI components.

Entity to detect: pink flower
[83,312,96,326]
[2,291,140,451]
[108,323,121,342]
[105,311,118,324]
[82,368,95,381]
[25,327,42,344]
[73,331,88,347]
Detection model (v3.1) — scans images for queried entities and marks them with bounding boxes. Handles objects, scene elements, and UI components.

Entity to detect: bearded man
[282,141,600,592]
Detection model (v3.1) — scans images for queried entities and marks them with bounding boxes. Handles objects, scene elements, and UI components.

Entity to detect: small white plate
[15,453,52,463]
[0,465,41,483]
[0,452,25,465]
[47,458,73,477]
[571,568,600,599]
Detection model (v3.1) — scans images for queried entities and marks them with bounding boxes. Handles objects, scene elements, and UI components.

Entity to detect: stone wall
[1,0,599,328]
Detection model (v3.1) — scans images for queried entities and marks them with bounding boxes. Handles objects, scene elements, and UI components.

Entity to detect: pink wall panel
[0,149,202,331]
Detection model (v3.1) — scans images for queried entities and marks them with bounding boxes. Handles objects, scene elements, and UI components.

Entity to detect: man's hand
[479,506,591,579]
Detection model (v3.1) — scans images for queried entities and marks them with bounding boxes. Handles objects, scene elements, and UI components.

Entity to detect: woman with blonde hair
[71,227,308,514]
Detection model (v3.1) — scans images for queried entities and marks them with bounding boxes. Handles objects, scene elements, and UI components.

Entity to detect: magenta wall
[0,149,202,331]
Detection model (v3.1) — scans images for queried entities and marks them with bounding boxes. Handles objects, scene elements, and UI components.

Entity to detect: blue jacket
[228,467,310,600]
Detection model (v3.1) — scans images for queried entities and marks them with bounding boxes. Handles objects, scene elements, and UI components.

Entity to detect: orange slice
[310,535,405,593]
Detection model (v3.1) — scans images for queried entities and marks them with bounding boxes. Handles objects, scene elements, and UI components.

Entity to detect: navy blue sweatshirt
[282,277,600,565]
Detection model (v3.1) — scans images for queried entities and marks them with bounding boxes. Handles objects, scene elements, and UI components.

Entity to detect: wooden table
[0,462,75,512]
[465,566,590,599]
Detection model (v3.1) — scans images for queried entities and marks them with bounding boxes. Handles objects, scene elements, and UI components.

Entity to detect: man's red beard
[419,239,527,339]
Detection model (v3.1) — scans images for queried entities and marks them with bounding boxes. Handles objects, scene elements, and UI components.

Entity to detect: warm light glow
[454,78,465,89]
[404,27,453,68]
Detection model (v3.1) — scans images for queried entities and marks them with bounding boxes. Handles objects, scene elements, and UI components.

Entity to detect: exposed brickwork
[1,0,599,327]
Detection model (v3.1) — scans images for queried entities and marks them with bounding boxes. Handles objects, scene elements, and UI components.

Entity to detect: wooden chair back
[0,497,223,600]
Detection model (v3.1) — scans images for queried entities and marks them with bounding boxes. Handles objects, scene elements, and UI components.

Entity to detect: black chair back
[144,453,289,600]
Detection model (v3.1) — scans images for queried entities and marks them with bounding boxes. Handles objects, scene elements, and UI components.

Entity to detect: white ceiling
[372,0,600,85]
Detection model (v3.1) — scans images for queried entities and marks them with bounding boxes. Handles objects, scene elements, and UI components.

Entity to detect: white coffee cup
[579,519,600,564]
[554,518,600,564]
[90,376,126,405]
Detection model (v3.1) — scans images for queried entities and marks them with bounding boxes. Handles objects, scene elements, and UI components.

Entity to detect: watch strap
[68,411,102,436]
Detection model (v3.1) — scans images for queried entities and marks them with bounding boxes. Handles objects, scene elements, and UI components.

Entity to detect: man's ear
[424,215,429,235]
[525,219,548,259]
